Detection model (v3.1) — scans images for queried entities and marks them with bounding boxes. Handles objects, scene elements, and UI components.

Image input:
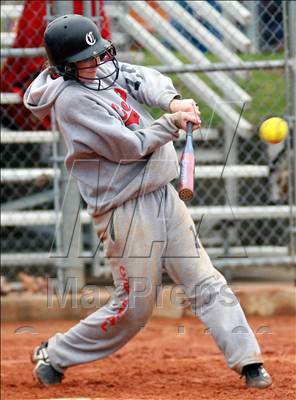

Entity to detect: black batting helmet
[44,14,119,90]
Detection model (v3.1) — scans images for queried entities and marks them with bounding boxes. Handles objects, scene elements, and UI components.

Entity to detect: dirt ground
[1,316,296,400]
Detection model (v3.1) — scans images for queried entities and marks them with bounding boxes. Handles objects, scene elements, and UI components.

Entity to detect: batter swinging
[24,14,272,389]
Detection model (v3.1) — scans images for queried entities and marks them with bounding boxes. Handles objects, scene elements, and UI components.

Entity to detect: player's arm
[56,96,200,164]
[56,96,198,164]
[118,62,181,111]
[119,62,201,121]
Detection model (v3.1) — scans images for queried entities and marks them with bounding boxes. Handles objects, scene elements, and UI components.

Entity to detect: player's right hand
[169,98,201,119]
[170,111,202,131]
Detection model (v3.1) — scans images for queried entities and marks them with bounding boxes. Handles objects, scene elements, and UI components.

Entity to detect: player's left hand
[169,98,201,120]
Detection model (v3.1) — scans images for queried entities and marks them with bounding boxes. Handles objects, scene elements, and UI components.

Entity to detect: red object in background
[1,0,111,131]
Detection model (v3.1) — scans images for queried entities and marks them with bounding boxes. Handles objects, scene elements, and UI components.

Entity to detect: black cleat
[31,342,64,386]
[242,363,272,389]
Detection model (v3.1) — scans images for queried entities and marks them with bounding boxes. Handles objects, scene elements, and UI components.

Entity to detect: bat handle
[186,121,193,136]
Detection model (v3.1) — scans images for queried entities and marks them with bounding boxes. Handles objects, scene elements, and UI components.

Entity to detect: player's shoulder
[55,83,112,119]
[56,83,96,107]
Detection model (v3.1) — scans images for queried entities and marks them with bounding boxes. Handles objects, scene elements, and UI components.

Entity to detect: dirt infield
[1,316,296,400]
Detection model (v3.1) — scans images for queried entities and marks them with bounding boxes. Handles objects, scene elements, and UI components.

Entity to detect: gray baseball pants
[47,184,262,374]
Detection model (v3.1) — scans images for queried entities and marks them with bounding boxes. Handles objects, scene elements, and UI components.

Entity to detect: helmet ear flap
[48,64,76,81]
[64,64,76,77]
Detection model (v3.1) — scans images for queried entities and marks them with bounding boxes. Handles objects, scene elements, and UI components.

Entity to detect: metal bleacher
[1,2,294,280]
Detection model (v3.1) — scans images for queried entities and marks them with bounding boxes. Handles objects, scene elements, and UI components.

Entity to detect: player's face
[76,56,100,81]
[76,49,115,82]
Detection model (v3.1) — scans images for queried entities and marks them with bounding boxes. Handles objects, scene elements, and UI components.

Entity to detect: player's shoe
[242,363,272,389]
[31,341,64,386]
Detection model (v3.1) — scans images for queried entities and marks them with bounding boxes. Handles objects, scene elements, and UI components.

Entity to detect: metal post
[83,0,92,17]
[288,1,296,263]
[51,0,85,288]
[51,110,64,288]
[94,0,101,26]
[283,0,296,269]
[83,1,101,38]
[53,0,73,15]
[244,0,260,53]
[223,121,238,256]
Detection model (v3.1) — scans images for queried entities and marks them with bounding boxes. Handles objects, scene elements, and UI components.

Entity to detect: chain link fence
[1,1,54,284]
[1,0,295,288]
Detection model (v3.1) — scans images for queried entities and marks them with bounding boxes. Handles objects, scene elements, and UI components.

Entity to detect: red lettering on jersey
[125,109,140,127]
[111,88,140,128]
[114,88,127,101]
[121,101,130,112]
[112,102,128,120]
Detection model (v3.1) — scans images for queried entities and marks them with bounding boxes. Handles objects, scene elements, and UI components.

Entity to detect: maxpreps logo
[85,31,96,46]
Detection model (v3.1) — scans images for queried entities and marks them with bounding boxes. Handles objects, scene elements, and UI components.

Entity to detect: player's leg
[33,188,167,383]
[162,184,271,387]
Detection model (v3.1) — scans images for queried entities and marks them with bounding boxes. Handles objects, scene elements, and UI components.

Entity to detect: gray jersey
[24,62,181,216]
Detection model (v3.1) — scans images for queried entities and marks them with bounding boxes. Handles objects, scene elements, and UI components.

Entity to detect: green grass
[142,51,286,128]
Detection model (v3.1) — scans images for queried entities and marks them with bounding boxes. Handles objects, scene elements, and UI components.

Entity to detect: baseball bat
[178,122,195,201]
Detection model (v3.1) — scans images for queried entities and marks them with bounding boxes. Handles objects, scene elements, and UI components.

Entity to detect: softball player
[24,14,272,389]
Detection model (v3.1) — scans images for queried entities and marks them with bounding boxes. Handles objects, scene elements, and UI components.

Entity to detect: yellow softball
[259,117,288,144]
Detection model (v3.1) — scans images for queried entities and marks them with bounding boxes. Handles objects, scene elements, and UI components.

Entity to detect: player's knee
[197,247,227,283]
[125,301,154,330]
[199,263,227,286]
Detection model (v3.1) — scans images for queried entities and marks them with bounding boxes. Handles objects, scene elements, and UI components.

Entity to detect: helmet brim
[65,38,111,63]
